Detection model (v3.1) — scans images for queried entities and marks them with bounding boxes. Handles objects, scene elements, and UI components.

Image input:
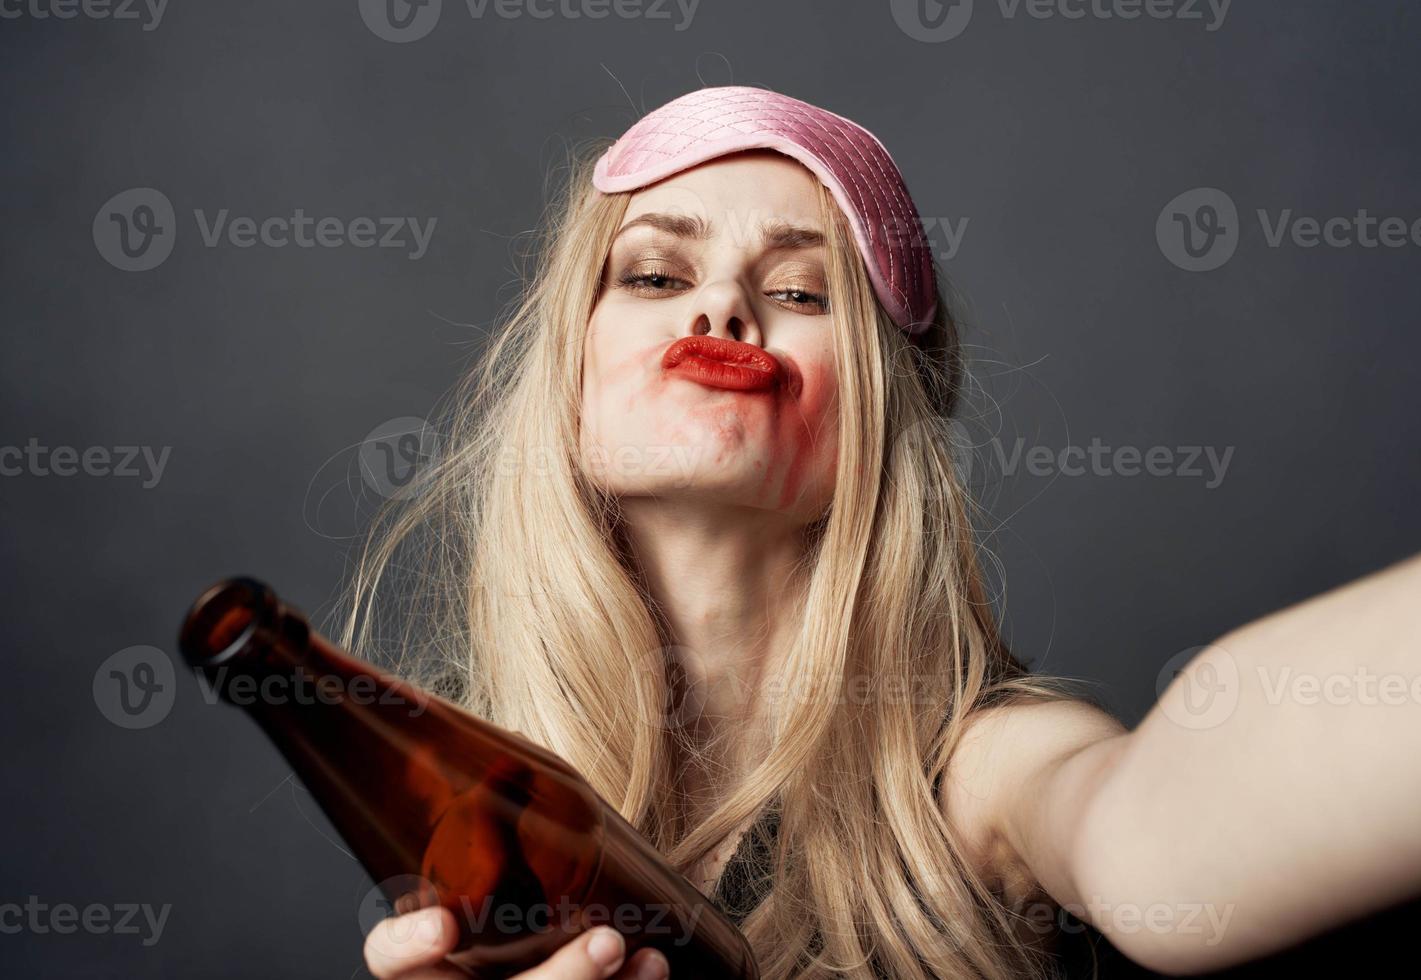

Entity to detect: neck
[618,496,811,808]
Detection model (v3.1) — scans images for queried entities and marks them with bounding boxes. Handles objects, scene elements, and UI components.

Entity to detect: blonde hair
[338,146,1098,978]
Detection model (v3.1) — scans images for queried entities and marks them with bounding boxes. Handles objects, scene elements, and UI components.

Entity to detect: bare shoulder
[939,696,1131,906]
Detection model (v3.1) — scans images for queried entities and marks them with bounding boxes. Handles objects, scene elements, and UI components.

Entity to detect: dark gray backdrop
[3,1,1419,976]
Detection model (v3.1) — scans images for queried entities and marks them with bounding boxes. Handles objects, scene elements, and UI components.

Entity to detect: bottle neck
[179,577,325,704]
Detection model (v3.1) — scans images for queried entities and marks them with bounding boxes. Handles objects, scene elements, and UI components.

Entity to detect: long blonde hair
[338,145,1096,978]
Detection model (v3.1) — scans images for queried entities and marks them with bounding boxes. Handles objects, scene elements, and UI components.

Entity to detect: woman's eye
[614,265,827,313]
[768,288,830,313]
[616,269,689,294]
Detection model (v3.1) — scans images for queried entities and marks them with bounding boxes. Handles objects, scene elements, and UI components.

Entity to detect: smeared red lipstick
[661,336,783,392]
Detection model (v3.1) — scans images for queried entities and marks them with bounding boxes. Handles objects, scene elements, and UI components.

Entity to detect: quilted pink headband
[592,86,938,336]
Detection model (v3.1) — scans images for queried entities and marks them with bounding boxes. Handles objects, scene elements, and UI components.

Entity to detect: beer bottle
[178,577,759,979]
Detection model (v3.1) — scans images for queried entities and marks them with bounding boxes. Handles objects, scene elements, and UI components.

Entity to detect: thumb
[519,926,626,980]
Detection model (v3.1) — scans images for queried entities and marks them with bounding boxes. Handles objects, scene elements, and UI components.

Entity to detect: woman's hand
[364,906,671,980]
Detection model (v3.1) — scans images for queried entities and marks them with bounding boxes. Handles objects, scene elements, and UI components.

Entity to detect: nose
[686,278,763,347]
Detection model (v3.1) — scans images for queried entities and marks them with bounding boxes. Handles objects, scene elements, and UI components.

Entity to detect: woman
[353,87,1421,979]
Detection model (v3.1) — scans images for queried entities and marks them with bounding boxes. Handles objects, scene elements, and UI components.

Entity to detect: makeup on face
[661,335,783,392]
[603,210,832,323]
[582,155,842,517]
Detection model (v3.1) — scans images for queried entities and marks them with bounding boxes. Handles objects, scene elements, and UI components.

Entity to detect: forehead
[618,150,824,232]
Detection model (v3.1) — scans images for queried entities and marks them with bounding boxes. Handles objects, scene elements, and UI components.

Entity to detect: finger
[515,926,627,980]
[365,906,459,979]
[611,946,670,980]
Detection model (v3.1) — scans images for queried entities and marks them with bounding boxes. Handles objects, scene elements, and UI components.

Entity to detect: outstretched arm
[944,550,1421,975]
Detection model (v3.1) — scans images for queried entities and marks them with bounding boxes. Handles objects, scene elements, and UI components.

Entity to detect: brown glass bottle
[178,577,759,980]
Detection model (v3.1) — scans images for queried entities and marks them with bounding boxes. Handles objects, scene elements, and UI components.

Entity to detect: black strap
[710,800,781,926]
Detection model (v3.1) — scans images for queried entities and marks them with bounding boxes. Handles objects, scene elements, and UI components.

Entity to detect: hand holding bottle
[364,908,671,980]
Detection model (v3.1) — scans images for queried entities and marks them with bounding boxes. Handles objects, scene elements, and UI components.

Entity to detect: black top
[707,800,1151,979]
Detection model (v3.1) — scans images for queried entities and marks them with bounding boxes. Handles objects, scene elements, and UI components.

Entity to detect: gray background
[2,0,1419,976]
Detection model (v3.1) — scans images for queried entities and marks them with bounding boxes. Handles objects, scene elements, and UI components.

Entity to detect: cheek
[580,318,618,446]
[581,316,668,441]
[767,357,839,510]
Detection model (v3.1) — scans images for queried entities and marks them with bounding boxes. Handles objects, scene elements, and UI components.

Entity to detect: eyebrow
[613,212,825,251]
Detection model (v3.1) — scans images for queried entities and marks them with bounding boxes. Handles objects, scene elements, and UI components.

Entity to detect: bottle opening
[179,577,275,669]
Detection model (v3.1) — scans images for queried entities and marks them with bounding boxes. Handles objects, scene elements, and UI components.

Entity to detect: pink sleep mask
[592,85,938,336]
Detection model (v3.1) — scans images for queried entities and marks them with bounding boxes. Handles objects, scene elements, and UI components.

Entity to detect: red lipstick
[661,336,783,392]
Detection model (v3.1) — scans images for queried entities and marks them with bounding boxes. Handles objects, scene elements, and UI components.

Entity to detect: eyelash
[615,268,829,313]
